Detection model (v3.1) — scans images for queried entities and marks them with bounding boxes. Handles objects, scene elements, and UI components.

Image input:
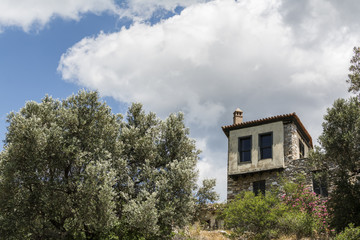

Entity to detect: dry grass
[175,223,316,240]
[277,236,312,240]
[196,230,231,240]
[172,222,231,240]
[193,232,313,240]
[188,229,315,240]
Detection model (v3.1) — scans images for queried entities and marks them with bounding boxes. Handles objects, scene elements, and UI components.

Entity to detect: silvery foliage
[116,103,199,238]
[0,91,201,239]
[196,179,219,206]
[0,91,120,239]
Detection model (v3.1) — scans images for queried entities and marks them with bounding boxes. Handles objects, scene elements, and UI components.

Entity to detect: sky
[0,0,359,201]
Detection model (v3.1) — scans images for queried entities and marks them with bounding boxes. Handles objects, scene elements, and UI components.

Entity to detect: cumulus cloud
[58,0,359,200]
[119,0,208,21]
[0,0,208,32]
[196,137,227,200]
[0,0,118,31]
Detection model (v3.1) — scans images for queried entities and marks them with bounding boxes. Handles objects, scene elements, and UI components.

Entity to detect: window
[239,136,251,163]
[299,140,305,158]
[313,173,328,197]
[253,180,265,196]
[259,133,272,159]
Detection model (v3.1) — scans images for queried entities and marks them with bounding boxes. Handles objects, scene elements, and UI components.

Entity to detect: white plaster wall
[228,121,285,175]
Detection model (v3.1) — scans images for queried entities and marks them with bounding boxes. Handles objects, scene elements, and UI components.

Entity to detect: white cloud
[196,137,227,201]
[58,0,359,200]
[0,0,118,31]
[0,0,208,32]
[119,0,208,21]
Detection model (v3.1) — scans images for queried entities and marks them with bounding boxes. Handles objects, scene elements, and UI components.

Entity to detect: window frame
[299,139,305,158]
[253,180,266,196]
[312,172,328,197]
[259,132,273,160]
[238,135,252,163]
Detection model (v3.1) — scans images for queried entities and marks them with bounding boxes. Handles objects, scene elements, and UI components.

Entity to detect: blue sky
[1,0,359,200]
[0,13,122,140]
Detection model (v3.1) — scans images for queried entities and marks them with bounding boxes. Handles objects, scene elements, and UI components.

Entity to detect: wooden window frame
[238,136,252,163]
[299,140,305,158]
[259,132,273,160]
[253,180,266,196]
[312,172,328,197]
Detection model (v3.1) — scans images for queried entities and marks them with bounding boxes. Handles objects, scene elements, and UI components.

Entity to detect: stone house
[222,108,327,200]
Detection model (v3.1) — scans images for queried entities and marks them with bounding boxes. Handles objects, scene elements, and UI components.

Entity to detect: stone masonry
[283,122,313,186]
[227,170,282,200]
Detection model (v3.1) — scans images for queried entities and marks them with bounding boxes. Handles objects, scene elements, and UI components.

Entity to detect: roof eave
[221,113,313,148]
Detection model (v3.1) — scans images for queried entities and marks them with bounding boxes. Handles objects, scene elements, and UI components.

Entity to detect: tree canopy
[347,46,360,94]
[311,47,360,231]
[0,91,207,239]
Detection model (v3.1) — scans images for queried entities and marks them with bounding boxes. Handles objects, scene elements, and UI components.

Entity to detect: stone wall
[227,160,312,200]
[199,204,225,230]
[227,169,282,200]
[284,122,299,162]
[283,122,313,187]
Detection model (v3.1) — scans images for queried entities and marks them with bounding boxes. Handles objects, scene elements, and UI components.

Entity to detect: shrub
[281,180,332,236]
[222,178,334,239]
[335,223,360,240]
[278,210,315,239]
[222,191,286,239]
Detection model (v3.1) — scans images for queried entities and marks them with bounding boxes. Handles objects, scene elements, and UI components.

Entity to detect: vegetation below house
[220,177,332,240]
[178,177,360,240]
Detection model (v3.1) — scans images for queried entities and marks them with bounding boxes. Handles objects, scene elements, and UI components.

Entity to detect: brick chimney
[233,108,243,124]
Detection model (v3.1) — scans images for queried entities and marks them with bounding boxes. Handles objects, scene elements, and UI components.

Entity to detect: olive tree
[0,91,120,239]
[0,91,205,239]
[114,103,200,238]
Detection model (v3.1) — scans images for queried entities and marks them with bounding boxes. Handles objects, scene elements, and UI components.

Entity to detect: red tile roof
[222,112,313,147]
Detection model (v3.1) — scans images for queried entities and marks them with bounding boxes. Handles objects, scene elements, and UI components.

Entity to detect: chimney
[233,108,243,124]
